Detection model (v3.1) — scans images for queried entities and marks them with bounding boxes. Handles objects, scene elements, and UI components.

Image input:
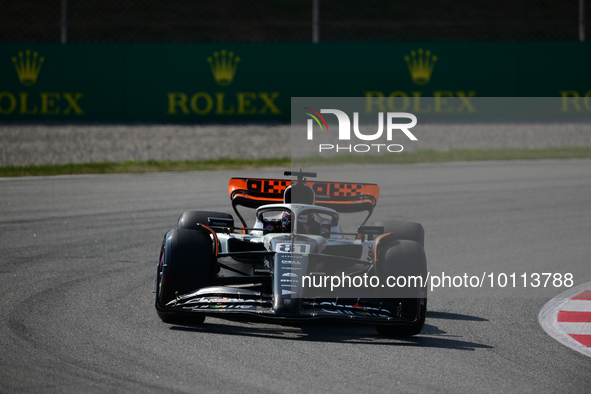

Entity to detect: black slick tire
[155,228,215,324]
[374,220,424,248]
[374,239,427,337]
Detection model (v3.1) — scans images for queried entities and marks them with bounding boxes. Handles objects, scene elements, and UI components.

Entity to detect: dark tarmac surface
[1,161,590,393]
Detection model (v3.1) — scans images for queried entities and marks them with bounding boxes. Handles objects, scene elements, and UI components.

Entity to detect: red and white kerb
[539,283,591,358]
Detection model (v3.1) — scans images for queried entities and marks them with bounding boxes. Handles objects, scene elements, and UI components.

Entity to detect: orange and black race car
[154,170,427,336]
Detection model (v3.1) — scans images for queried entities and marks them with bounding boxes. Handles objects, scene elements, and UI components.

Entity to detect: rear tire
[374,239,427,337]
[155,228,215,324]
[374,220,424,248]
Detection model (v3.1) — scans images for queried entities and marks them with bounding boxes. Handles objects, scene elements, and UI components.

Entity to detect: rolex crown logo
[12,50,44,86]
[404,48,437,85]
[207,50,240,86]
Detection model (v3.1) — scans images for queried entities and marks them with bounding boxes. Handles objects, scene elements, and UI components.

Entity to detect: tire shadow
[427,311,489,321]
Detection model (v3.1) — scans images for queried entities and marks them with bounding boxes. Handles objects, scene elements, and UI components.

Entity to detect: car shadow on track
[427,311,488,321]
[167,310,492,351]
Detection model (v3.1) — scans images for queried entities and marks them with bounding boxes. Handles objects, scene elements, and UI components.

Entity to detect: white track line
[558,299,591,312]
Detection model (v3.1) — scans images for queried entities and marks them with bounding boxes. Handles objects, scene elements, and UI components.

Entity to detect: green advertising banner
[1,42,590,122]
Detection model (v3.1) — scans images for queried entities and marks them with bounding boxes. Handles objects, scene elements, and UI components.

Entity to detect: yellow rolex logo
[404,48,437,85]
[12,50,44,86]
[207,50,240,86]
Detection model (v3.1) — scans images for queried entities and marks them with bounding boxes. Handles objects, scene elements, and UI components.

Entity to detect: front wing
[157,286,422,325]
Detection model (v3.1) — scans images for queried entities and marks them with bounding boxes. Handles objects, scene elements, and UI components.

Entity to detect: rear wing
[228,178,380,226]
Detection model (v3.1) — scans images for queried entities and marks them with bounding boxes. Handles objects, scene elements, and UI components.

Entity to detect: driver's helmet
[281,211,292,233]
[297,212,321,235]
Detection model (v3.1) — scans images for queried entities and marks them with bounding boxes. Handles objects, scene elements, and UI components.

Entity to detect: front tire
[374,239,427,337]
[155,228,215,324]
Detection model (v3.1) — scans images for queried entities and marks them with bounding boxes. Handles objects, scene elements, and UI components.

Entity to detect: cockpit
[253,205,340,237]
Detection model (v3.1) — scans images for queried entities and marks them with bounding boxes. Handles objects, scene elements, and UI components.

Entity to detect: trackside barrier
[1,42,591,122]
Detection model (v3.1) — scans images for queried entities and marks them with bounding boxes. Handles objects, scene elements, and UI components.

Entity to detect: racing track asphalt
[0,160,590,393]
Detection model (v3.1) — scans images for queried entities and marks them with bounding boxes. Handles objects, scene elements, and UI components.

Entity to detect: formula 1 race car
[154,171,427,336]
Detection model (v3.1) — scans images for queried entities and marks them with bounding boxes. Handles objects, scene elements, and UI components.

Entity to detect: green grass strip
[0,158,291,177]
[1,147,591,177]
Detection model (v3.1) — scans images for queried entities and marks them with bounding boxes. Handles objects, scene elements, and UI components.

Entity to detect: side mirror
[357,225,385,241]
